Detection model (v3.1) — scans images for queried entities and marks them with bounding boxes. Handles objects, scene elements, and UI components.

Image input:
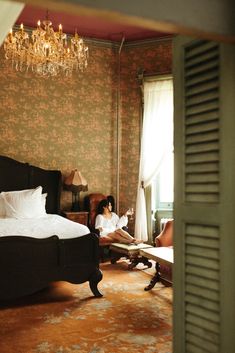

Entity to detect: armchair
[84,192,106,233]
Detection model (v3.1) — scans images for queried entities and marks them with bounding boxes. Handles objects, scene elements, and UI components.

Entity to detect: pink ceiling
[16,4,170,42]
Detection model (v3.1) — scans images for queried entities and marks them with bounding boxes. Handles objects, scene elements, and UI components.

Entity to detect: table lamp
[64,169,88,211]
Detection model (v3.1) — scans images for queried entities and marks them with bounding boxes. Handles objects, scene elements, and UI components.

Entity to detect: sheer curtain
[135,78,173,241]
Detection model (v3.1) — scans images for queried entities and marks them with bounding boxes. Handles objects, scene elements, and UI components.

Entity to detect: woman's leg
[115,228,135,242]
[106,230,134,244]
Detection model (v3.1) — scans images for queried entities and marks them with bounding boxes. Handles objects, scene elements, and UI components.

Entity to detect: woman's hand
[126,208,134,216]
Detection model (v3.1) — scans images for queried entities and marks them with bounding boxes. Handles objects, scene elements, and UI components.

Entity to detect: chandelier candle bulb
[4,15,89,77]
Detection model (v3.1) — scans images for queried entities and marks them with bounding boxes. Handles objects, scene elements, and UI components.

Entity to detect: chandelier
[4,16,89,77]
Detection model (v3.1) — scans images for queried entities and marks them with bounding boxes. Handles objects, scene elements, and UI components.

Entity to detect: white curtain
[0,1,24,47]
[135,78,173,241]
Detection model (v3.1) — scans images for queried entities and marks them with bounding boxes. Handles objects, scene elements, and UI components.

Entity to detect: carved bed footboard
[0,233,103,300]
[0,155,103,300]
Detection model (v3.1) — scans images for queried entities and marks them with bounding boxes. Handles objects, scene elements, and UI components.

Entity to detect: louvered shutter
[173,36,235,353]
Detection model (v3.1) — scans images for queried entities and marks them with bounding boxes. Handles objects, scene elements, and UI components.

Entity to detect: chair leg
[110,251,122,264]
[144,262,160,291]
[99,246,111,263]
[128,256,152,270]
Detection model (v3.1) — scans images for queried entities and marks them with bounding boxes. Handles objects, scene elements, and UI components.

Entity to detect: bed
[0,155,103,300]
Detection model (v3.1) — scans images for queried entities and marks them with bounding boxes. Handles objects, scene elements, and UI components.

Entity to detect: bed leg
[89,269,103,297]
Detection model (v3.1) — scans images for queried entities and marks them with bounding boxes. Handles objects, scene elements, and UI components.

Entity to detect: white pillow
[1,186,45,219]
[41,193,47,215]
[0,194,6,217]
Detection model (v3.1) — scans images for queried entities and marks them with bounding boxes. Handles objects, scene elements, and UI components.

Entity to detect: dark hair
[97,199,109,215]
[107,195,115,212]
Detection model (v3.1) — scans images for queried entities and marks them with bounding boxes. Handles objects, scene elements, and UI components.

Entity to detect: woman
[95,198,140,244]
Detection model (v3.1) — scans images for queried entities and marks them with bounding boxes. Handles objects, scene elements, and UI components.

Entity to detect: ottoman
[109,242,153,270]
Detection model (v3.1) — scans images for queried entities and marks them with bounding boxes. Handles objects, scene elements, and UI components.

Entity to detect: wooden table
[140,247,174,290]
[63,211,89,226]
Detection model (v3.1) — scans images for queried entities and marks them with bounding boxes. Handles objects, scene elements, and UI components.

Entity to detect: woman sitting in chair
[95,198,140,245]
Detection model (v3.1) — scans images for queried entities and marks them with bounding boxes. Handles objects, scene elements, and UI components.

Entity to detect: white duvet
[0,214,90,239]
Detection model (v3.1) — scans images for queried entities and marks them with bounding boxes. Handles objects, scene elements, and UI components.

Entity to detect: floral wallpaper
[0,37,172,221]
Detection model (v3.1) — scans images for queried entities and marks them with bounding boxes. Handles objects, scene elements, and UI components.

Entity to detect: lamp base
[71,202,80,212]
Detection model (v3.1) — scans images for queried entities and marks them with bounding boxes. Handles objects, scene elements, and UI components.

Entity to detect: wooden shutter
[173,37,235,353]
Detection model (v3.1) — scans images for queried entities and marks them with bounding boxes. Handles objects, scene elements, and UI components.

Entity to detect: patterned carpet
[0,261,172,353]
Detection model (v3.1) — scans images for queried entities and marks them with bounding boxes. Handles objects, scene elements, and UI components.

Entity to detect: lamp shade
[64,169,88,211]
[64,169,88,193]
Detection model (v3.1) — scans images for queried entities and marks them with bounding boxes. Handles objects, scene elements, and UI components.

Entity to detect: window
[152,147,174,210]
[150,76,174,211]
[135,75,173,240]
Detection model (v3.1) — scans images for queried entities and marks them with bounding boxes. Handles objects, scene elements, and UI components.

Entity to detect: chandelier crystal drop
[4,18,89,77]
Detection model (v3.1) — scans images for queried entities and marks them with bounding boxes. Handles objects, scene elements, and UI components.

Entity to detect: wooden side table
[64,211,89,226]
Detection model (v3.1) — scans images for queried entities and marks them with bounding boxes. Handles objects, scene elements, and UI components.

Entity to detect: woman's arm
[116,214,128,229]
[95,214,104,232]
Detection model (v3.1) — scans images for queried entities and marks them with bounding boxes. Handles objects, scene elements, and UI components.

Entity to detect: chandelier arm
[4,19,89,77]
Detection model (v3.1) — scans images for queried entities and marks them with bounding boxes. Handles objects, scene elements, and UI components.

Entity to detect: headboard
[0,155,62,214]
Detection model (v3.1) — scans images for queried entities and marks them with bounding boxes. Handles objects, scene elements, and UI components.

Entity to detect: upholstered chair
[155,220,173,248]
[84,192,106,232]
[153,219,174,285]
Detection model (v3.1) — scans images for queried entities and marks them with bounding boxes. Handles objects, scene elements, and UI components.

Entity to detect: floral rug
[0,261,172,353]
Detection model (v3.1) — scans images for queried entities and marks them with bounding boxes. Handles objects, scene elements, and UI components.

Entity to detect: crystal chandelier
[4,16,89,77]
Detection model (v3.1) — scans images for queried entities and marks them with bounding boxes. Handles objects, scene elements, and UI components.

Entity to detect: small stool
[109,243,153,270]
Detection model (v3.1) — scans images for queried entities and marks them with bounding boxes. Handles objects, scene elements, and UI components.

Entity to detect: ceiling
[16,4,170,42]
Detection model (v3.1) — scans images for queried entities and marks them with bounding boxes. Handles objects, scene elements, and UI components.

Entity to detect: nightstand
[64,211,89,226]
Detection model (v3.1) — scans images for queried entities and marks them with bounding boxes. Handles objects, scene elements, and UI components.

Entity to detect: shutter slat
[185,111,218,126]
[186,224,219,238]
[186,244,219,259]
[185,294,220,311]
[186,342,218,353]
[186,90,218,107]
[185,141,219,154]
[186,173,219,183]
[186,284,219,302]
[186,101,219,117]
[186,274,219,291]
[186,313,219,333]
[186,80,219,97]
[185,194,219,202]
[186,236,219,249]
[185,60,219,79]
[186,323,219,344]
[186,121,218,135]
[185,184,219,193]
[185,152,219,164]
[186,333,219,353]
[185,70,219,88]
[186,255,220,270]
[185,162,219,173]
[186,131,219,144]
[185,41,218,59]
[185,49,218,69]
[183,40,220,352]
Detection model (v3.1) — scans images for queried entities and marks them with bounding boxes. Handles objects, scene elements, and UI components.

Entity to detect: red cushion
[155,220,173,247]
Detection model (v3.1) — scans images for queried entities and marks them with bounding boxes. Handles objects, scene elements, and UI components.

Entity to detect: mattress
[0,214,90,239]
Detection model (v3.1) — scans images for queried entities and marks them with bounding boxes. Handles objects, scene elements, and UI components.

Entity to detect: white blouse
[95,212,128,237]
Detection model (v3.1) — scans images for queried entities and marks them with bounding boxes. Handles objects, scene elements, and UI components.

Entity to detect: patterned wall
[0,37,172,218]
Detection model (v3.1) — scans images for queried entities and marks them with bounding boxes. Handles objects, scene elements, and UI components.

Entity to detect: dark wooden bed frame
[0,155,103,300]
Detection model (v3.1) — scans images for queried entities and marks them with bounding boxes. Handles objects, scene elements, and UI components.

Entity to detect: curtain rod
[144,73,173,82]
[136,69,172,83]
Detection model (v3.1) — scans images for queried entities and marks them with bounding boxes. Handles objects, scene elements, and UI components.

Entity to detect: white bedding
[0,214,90,239]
